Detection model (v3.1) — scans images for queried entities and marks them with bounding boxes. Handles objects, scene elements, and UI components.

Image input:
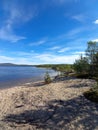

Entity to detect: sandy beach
[0,78,98,130]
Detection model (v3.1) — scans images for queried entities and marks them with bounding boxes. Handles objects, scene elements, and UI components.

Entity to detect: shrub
[75,73,90,79]
[84,84,98,103]
[44,72,52,84]
[73,55,89,74]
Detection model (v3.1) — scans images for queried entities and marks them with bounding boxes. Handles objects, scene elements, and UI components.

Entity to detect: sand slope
[0,78,98,130]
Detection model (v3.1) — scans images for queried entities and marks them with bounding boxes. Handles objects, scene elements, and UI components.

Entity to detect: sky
[0,0,98,65]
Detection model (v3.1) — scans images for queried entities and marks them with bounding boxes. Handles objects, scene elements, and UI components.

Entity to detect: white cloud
[0,55,36,65]
[92,39,98,42]
[94,20,98,24]
[14,51,34,56]
[0,51,80,64]
[35,53,79,64]
[13,58,36,65]
[49,46,61,50]
[29,38,47,46]
[0,1,37,42]
[56,27,85,41]
[74,51,85,55]
[72,14,85,22]
[0,56,14,61]
[0,26,26,42]
[3,1,38,26]
[58,47,71,53]
[66,28,83,38]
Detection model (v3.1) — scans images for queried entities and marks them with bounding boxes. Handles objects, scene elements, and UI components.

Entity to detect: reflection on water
[0,66,57,88]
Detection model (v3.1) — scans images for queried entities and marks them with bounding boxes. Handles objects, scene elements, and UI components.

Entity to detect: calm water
[0,66,57,89]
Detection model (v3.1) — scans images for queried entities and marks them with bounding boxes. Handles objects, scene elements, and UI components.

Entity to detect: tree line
[73,41,98,80]
[36,64,73,73]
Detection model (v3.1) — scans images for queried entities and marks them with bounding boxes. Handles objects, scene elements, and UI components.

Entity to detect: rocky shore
[0,78,98,130]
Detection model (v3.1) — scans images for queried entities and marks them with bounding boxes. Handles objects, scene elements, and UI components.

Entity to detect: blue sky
[0,0,98,64]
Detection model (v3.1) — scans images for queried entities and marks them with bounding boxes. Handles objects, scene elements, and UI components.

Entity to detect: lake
[0,66,57,89]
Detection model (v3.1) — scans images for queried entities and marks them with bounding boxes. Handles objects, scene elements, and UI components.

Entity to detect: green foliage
[74,41,98,103]
[44,72,52,84]
[86,41,98,75]
[36,64,73,75]
[86,41,98,64]
[93,52,98,76]
[75,73,90,79]
[73,41,98,78]
[84,86,98,103]
[73,55,89,74]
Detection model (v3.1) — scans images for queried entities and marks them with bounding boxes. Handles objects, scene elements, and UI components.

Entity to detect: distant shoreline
[0,63,35,67]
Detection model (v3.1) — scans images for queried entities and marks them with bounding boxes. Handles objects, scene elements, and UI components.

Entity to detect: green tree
[73,55,89,74]
[86,41,98,75]
[93,52,98,77]
[44,72,52,84]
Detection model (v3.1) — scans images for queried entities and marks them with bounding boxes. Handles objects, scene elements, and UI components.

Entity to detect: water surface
[0,66,57,89]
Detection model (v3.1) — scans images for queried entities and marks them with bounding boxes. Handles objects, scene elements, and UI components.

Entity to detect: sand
[0,78,98,130]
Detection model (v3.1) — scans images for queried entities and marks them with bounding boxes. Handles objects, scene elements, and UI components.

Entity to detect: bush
[75,73,90,79]
[73,55,89,74]
[84,85,98,103]
[44,72,52,84]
